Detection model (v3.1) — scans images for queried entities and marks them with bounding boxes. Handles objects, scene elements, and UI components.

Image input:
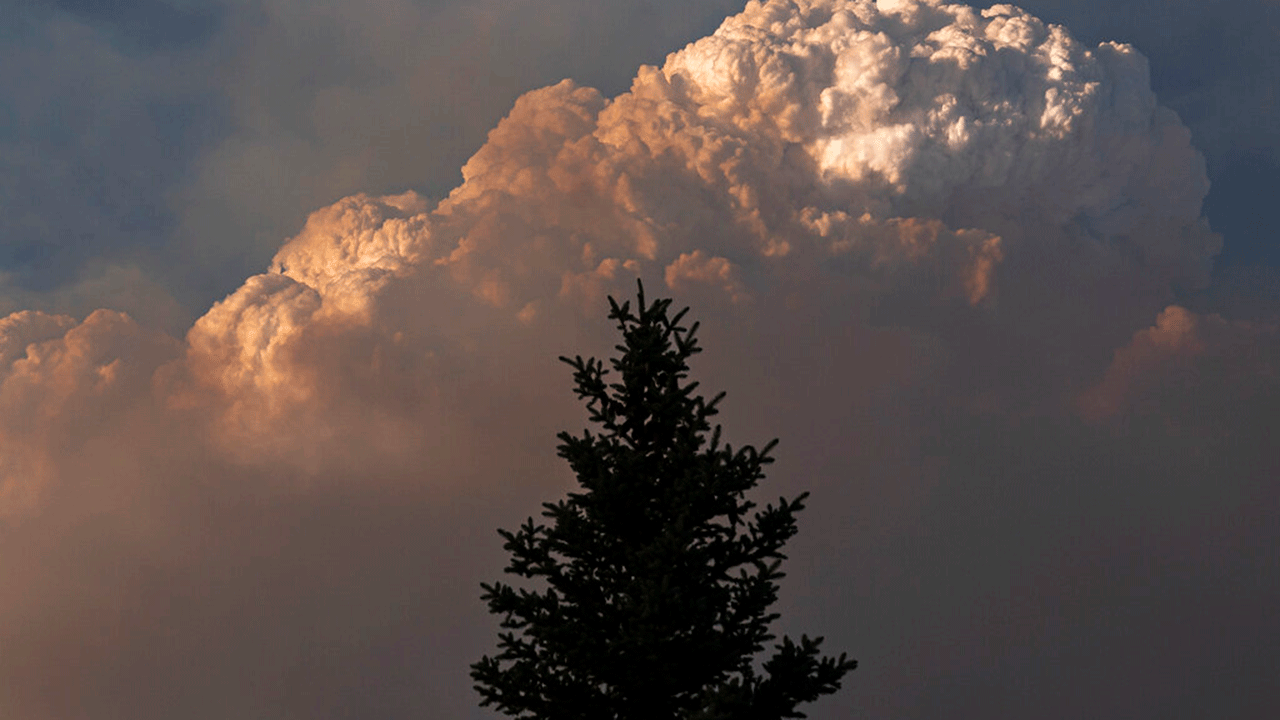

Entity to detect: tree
[472,282,855,720]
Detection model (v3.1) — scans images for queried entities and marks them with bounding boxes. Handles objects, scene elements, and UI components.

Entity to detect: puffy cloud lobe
[270,191,431,313]
[1080,305,1280,432]
[174,274,324,459]
[0,310,180,514]
[0,312,78,370]
[665,251,751,305]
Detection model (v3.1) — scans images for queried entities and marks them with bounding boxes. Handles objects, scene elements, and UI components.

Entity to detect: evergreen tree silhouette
[472,282,855,719]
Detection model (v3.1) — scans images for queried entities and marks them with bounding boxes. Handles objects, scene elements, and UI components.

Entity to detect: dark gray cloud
[0,1,226,329]
[43,0,223,52]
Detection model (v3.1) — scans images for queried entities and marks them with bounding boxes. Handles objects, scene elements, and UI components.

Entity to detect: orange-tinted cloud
[0,309,181,514]
[1080,305,1280,431]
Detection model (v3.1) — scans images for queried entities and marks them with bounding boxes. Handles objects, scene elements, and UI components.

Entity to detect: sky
[0,0,1276,718]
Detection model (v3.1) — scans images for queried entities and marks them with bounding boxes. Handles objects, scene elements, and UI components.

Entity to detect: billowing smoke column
[0,0,1228,507]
